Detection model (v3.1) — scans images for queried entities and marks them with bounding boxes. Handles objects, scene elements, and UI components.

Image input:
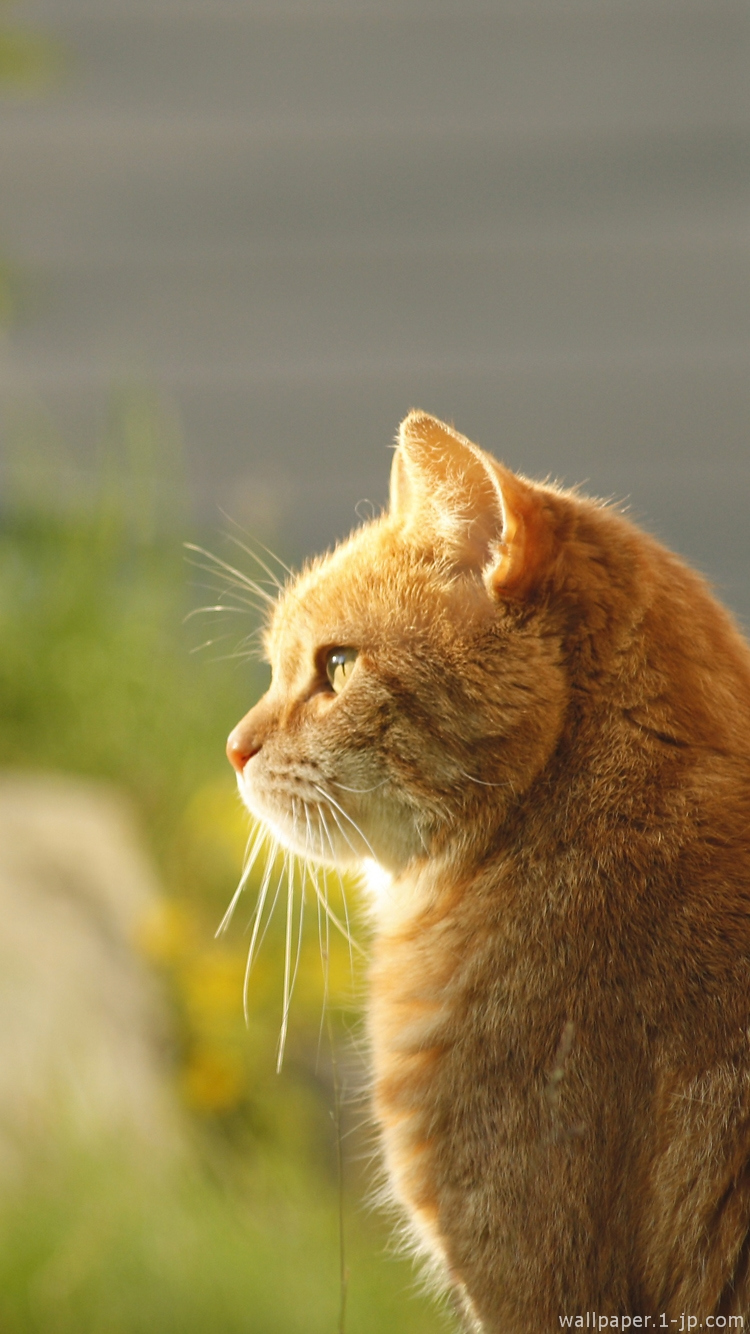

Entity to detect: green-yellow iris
[326,648,358,694]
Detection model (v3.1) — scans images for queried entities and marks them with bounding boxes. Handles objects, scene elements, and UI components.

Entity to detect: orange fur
[227,412,750,1331]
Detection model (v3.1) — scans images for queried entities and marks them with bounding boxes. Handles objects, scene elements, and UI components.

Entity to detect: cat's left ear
[390,411,554,600]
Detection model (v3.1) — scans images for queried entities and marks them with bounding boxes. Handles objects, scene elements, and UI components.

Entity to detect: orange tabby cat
[227,412,750,1332]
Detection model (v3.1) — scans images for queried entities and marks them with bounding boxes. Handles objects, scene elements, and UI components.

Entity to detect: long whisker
[313,784,378,861]
[251,866,285,972]
[184,569,270,619]
[299,803,332,1067]
[315,870,327,1069]
[328,777,389,794]
[318,807,356,975]
[188,633,237,655]
[242,836,280,1023]
[187,574,270,610]
[314,800,362,971]
[255,542,293,578]
[184,573,270,621]
[184,563,270,602]
[217,824,267,936]
[210,645,266,663]
[305,806,364,958]
[184,543,277,606]
[183,604,250,621]
[327,806,360,861]
[224,533,286,594]
[288,863,306,1025]
[302,800,316,862]
[217,509,296,579]
[322,864,331,986]
[276,852,295,1071]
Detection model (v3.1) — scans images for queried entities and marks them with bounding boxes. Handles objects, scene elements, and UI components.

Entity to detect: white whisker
[243,837,281,1024]
[210,646,266,663]
[252,535,295,579]
[313,783,378,861]
[184,543,278,606]
[328,805,359,860]
[224,533,286,594]
[276,853,295,1071]
[299,801,333,1064]
[329,777,389,794]
[242,862,273,1023]
[314,870,327,1069]
[305,807,364,959]
[216,510,295,579]
[289,866,306,1013]
[252,857,285,963]
[322,863,331,977]
[302,800,315,860]
[216,824,266,936]
[318,807,356,976]
[185,575,269,620]
[188,634,237,654]
[183,604,250,621]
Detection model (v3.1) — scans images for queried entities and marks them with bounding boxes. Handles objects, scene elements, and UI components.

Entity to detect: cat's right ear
[388,446,412,518]
[390,410,555,601]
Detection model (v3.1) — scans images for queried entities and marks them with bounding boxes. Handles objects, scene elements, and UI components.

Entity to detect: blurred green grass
[0,1141,450,1334]
[0,1142,448,1334]
[0,397,448,1332]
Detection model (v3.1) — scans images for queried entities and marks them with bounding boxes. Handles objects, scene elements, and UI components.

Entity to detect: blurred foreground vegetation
[0,395,446,1332]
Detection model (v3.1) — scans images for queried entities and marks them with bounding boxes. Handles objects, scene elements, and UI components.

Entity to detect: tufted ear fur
[390,410,554,600]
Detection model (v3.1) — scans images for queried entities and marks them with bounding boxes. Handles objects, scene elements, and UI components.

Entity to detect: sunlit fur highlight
[226,412,750,1332]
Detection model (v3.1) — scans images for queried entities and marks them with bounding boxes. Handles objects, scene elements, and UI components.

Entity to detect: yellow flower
[134,898,197,965]
[181,950,245,1025]
[181,1045,245,1113]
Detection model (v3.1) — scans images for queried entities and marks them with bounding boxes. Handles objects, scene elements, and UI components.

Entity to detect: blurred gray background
[0,0,748,614]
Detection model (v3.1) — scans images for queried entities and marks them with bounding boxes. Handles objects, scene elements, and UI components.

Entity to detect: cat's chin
[235,752,428,876]
[234,773,362,869]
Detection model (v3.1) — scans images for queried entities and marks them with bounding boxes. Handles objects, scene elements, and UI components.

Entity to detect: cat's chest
[368,909,462,1261]
[366,867,578,1278]
[367,881,532,1255]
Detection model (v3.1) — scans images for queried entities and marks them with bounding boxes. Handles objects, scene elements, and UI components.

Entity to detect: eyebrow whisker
[184,543,277,606]
[223,532,286,594]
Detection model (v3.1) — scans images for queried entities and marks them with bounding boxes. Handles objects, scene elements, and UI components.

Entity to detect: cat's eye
[325,648,358,694]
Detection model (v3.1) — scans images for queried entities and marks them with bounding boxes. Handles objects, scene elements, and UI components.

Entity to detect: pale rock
[0,772,182,1162]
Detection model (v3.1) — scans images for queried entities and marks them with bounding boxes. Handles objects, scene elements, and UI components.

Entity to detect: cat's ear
[390,410,553,600]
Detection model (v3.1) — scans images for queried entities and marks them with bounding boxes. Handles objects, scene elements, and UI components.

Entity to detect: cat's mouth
[236,764,374,869]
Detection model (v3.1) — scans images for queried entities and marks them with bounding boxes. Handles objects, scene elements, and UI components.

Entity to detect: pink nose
[226,726,260,774]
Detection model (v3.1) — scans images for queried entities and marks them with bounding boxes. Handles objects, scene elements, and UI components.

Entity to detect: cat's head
[226,412,629,878]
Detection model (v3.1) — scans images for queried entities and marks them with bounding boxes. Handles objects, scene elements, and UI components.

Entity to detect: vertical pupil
[327,649,356,688]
